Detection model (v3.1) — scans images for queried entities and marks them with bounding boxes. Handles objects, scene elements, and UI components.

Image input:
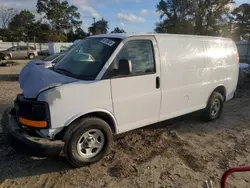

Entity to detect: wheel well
[72,112,117,133]
[213,86,226,101]
[56,112,117,140]
[86,112,117,133]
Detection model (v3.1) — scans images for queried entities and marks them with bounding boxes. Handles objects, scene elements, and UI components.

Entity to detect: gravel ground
[0,57,46,76]
[0,62,26,77]
[1,81,250,188]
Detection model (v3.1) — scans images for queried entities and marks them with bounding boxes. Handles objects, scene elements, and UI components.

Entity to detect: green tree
[111,27,125,33]
[232,3,250,40]
[155,0,235,36]
[67,28,88,41]
[38,23,51,42]
[155,0,194,34]
[37,0,82,32]
[74,28,88,39]
[88,18,109,35]
[28,21,52,42]
[67,29,75,42]
[8,10,35,41]
[191,0,235,36]
[0,28,11,41]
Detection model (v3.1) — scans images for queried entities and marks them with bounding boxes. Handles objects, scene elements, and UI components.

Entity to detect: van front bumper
[1,107,64,157]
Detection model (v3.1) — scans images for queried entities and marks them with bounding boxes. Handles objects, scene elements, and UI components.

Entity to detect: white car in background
[30,52,65,68]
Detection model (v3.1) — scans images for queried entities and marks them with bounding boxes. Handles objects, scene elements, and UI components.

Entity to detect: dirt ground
[1,81,250,188]
[0,57,46,76]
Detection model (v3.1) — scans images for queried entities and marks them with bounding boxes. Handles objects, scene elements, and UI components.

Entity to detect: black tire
[63,117,113,167]
[4,54,10,60]
[201,92,224,121]
[28,53,35,59]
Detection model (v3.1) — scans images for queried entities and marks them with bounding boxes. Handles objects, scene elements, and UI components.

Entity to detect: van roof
[89,33,231,41]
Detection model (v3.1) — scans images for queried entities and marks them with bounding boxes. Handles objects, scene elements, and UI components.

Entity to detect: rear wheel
[63,117,113,167]
[201,92,224,121]
[28,53,35,59]
[4,54,10,60]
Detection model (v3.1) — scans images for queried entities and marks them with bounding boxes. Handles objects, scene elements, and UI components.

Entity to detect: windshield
[8,47,16,51]
[44,53,62,61]
[54,37,121,80]
[52,54,65,64]
[66,43,77,51]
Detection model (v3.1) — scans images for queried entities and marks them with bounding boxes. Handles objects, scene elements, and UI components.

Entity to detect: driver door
[110,37,161,132]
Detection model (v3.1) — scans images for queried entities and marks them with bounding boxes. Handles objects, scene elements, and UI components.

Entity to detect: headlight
[15,95,50,128]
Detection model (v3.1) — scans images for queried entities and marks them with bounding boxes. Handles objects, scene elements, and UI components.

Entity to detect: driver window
[113,40,155,77]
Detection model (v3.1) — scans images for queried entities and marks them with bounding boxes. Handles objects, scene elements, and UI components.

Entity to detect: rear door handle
[156,76,160,89]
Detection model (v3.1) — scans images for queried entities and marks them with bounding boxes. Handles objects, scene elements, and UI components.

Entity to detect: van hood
[19,62,78,99]
[27,59,51,66]
[27,59,44,64]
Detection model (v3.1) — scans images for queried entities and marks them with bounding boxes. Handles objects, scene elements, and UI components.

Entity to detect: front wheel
[63,117,113,167]
[4,54,10,60]
[28,53,35,59]
[201,92,224,121]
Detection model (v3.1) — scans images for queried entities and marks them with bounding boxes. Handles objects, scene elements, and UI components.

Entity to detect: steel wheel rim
[210,98,220,117]
[76,129,105,159]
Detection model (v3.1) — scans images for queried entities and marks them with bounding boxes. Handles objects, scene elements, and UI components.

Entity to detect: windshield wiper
[54,68,73,76]
[55,68,71,73]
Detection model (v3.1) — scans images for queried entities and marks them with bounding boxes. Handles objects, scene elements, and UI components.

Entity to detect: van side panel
[38,80,114,130]
[38,35,238,134]
[156,36,209,121]
[204,39,238,101]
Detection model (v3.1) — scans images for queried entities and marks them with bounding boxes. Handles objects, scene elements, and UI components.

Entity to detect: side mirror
[118,59,132,75]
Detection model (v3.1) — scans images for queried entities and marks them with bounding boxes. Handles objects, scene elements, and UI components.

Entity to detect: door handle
[156,76,160,89]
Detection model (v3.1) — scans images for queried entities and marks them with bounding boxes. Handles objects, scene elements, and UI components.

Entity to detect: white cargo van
[2,34,239,167]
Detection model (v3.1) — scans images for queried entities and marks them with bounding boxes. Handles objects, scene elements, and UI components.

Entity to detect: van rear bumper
[1,107,64,157]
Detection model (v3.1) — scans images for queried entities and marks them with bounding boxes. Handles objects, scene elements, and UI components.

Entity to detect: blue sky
[71,0,162,33]
[1,0,249,33]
